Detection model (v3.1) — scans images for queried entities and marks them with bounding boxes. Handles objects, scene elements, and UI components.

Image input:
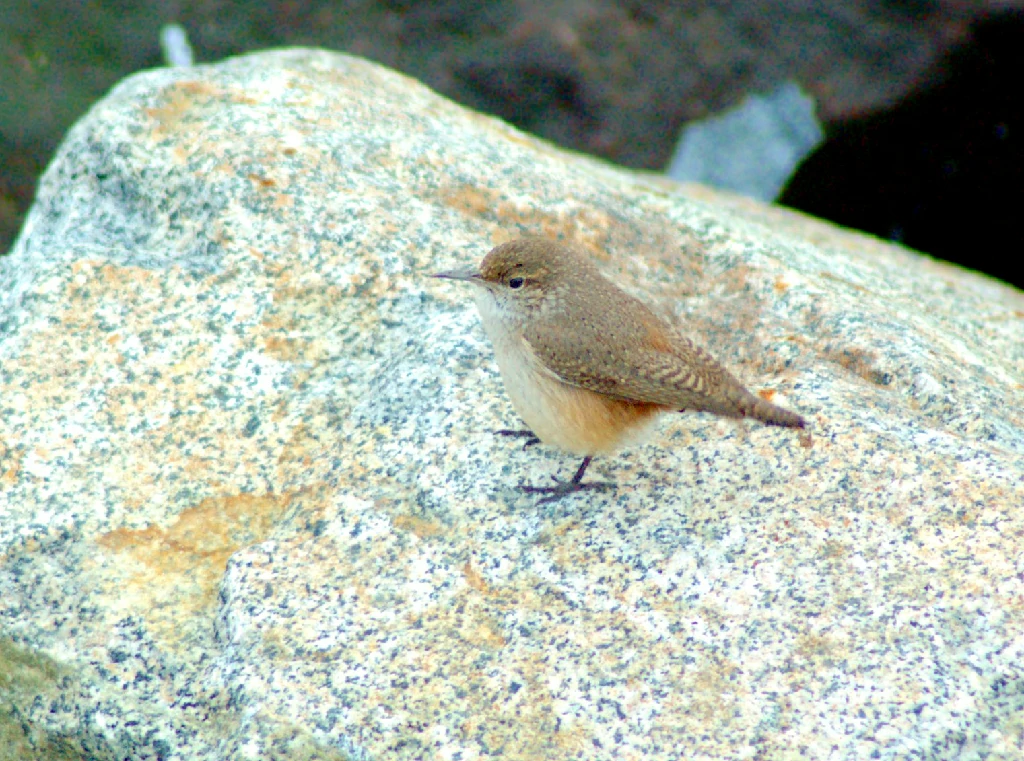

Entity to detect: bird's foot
[521,478,614,505]
[496,429,541,449]
[519,456,614,505]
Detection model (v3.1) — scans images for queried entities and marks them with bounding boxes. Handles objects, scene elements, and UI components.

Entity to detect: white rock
[1,49,1022,760]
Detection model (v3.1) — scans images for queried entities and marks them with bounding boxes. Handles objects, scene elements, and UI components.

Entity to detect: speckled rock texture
[2,49,1023,760]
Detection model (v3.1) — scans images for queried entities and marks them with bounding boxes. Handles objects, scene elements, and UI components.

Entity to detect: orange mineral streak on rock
[93,492,294,649]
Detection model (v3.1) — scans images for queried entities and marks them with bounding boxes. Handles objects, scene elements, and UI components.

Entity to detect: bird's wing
[522,299,742,414]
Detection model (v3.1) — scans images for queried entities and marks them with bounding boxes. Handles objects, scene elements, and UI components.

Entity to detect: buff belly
[503,368,663,455]
[489,333,661,456]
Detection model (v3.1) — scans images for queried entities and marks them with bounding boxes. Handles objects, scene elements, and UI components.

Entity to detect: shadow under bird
[435,237,807,503]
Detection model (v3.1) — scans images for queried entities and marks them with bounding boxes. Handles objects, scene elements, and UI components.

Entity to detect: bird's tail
[729,386,806,429]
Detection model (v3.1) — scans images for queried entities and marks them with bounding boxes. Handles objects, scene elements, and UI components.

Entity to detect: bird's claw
[520,479,614,505]
[495,429,541,450]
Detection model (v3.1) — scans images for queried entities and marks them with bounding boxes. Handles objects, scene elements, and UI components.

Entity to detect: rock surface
[2,49,1023,760]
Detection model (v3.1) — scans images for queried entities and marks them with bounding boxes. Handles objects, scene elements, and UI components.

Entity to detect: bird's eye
[508,277,524,289]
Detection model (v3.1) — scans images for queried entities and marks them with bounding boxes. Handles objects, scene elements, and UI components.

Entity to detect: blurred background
[1,1,1021,288]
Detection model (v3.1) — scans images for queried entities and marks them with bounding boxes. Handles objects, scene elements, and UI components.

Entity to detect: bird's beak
[433,267,483,283]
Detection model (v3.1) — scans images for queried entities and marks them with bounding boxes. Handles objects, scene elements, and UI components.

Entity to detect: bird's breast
[473,293,663,455]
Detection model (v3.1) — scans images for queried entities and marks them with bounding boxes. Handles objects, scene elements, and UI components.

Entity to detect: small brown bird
[435,237,806,502]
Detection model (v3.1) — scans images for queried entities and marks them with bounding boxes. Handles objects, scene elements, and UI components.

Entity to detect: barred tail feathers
[726,385,806,429]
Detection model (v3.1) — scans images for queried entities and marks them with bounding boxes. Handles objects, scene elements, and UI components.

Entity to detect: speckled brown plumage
[436,236,806,501]
[495,238,806,429]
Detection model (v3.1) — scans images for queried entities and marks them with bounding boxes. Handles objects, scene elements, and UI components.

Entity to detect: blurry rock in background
[160,24,195,68]
[666,81,823,202]
[1,2,1021,288]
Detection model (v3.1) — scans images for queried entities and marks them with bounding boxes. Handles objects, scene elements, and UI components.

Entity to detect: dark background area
[2,1,1022,288]
[781,13,1023,289]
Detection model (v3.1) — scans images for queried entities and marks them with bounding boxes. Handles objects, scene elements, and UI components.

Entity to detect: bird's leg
[496,428,541,449]
[521,456,615,504]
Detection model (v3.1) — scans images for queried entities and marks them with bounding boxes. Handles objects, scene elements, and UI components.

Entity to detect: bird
[435,237,806,502]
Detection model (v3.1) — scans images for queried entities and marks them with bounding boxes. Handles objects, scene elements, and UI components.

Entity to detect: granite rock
[1,49,1023,760]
